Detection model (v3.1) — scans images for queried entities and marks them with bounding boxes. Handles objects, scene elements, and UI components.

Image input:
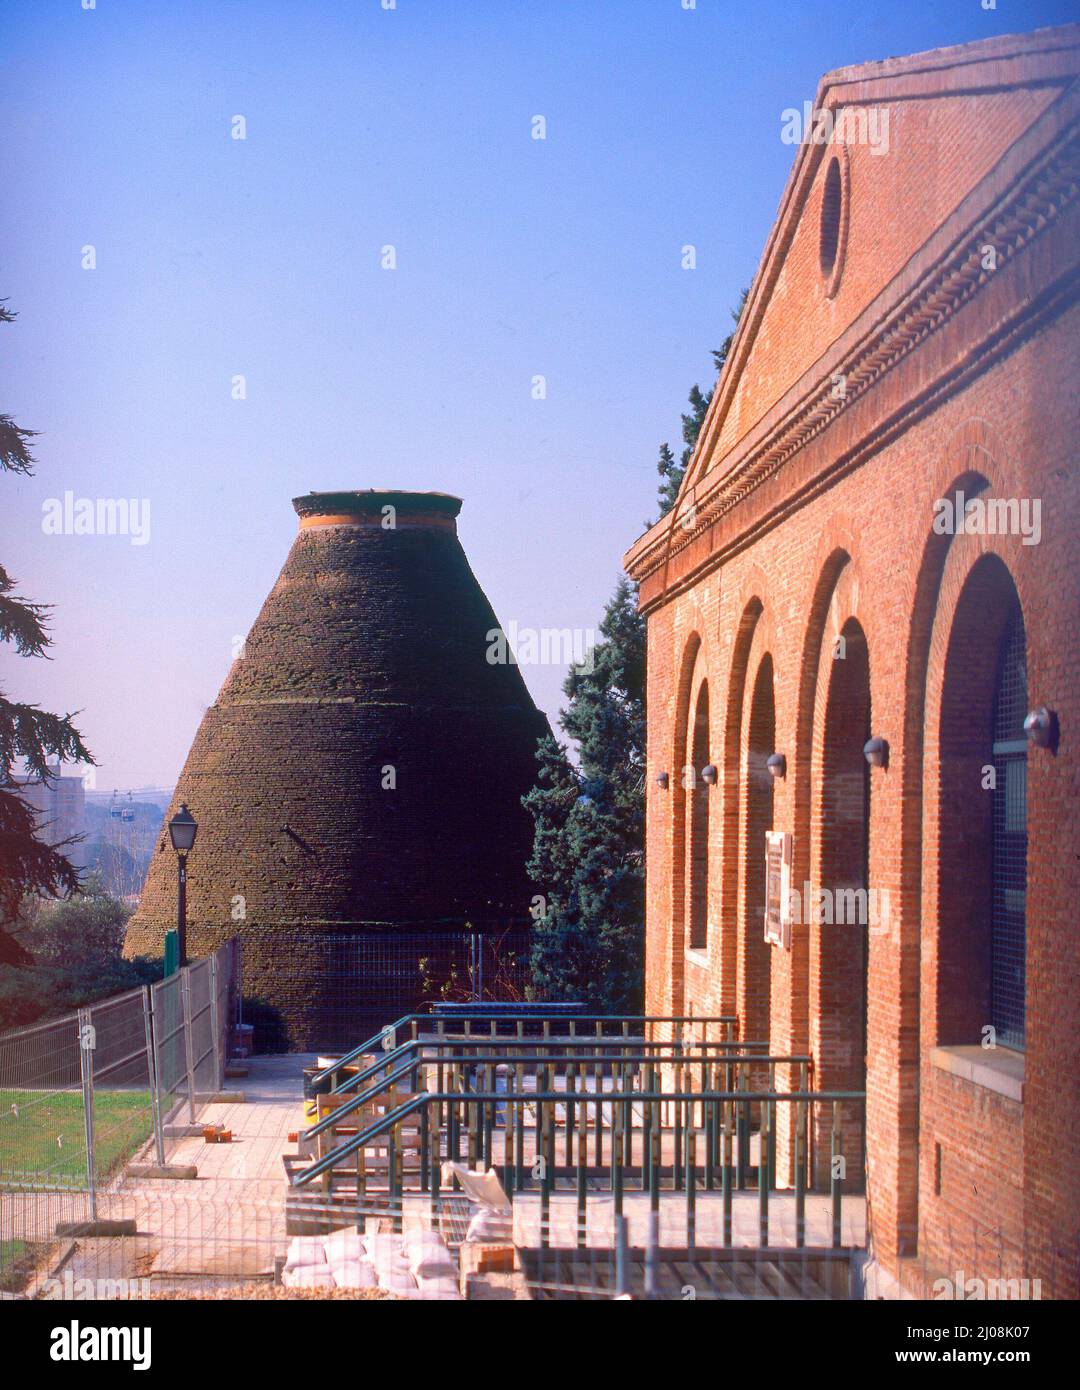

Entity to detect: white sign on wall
[764,831,793,949]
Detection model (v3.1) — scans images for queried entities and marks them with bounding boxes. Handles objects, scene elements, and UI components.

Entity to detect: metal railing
[288,1016,864,1261]
[308,1011,740,1088]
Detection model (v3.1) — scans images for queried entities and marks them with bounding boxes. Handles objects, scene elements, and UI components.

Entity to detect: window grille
[990,607,1027,1050]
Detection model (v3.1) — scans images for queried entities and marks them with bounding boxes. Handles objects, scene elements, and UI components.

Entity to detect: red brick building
[624,26,1080,1298]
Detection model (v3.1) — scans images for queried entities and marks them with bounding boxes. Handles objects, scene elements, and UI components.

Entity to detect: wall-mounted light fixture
[701,764,718,785]
[766,753,787,780]
[656,771,670,790]
[1024,706,1058,751]
[863,736,889,770]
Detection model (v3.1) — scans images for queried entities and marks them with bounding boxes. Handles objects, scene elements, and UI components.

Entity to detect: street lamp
[168,804,198,967]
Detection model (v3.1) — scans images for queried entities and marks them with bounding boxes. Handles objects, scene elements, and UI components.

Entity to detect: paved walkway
[23,1055,313,1291]
[11,1055,866,1297]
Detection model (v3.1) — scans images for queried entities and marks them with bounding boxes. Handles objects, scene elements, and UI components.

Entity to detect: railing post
[142,985,166,1167]
[795,1099,806,1249]
[540,1098,553,1250]
[78,1007,97,1221]
[736,1066,748,1189]
[181,967,197,1122]
[565,1062,576,1167]
[208,952,221,1089]
[482,1061,493,1170]
[722,1103,733,1246]
[515,1061,525,1190]
[644,1210,659,1299]
[649,1124,660,1214]
[576,1118,587,1250]
[614,1213,629,1296]
[642,1061,654,1192]
[686,1126,697,1252]
[389,1123,401,1234]
[705,1090,715,1192]
[612,1101,623,1217]
[759,1097,770,1247]
[673,1062,683,1191]
[831,1100,843,1249]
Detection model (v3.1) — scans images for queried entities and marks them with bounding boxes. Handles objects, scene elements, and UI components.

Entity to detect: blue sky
[2,0,1074,790]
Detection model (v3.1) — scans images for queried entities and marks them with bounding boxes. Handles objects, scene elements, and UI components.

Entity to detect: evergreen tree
[0,302,94,962]
[523,577,645,1012]
[654,287,749,519]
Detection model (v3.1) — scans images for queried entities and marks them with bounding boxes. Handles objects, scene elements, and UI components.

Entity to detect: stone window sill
[684,949,710,969]
[930,1045,1024,1103]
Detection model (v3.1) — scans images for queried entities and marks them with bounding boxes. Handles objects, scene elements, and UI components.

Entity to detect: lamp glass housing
[168,804,198,853]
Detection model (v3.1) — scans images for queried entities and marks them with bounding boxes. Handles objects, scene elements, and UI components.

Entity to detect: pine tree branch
[0,566,51,656]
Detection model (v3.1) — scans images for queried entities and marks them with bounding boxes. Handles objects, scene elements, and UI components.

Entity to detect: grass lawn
[0,1239,30,1293]
[0,1089,154,1189]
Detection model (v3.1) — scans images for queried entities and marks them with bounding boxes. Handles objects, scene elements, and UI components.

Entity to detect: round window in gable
[818,150,849,296]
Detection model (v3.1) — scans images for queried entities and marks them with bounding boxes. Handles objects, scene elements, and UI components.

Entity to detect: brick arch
[718,596,766,1014]
[790,545,853,1047]
[810,613,872,1187]
[796,546,874,1188]
[687,679,713,955]
[670,631,711,1012]
[893,414,1018,1255]
[921,538,1032,1049]
[739,648,776,1049]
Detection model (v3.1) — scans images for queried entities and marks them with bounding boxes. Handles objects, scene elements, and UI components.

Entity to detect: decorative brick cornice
[625,82,1080,611]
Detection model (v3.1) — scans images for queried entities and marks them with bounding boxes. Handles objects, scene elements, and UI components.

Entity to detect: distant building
[15,764,87,871]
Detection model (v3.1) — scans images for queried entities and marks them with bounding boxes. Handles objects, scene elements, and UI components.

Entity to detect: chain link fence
[0,941,239,1292]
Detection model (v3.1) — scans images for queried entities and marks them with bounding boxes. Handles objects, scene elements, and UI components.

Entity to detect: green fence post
[722,1105,733,1246]
[565,1062,576,1167]
[576,1120,587,1250]
[758,1098,770,1247]
[795,1099,806,1250]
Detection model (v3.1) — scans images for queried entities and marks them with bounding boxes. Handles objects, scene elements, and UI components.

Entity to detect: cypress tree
[523,577,645,1012]
[653,288,748,520]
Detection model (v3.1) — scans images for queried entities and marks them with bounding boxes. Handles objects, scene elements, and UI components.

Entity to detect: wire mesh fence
[0,1187,859,1301]
[1,1179,1058,1302]
[265,928,535,1054]
[0,940,239,1291]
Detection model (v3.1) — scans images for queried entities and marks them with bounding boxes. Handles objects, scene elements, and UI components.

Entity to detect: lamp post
[168,804,198,967]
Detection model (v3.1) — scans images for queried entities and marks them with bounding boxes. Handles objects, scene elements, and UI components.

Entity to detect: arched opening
[669,634,703,1015]
[899,467,992,1255]
[742,654,775,1047]
[817,616,870,1185]
[990,606,1027,1050]
[720,596,765,1014]
[937,555,1027,1049]
[688,682,711,952]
